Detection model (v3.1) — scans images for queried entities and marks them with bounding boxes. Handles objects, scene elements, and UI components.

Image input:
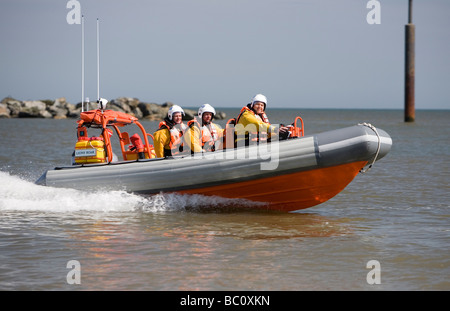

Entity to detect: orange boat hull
[179,161,367,212]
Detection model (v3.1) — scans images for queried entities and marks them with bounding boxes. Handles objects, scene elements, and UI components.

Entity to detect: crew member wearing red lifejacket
[235,94,288,145]
[185,104,224,153]
[153,105,187,158]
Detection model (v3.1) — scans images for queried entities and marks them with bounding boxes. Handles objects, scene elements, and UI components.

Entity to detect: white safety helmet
[168,105,185,120]
[198,104,216,119]
[97,98,108,110]
[251,94,267,110]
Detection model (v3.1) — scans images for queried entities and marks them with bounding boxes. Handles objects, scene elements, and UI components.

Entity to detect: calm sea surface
[0,109,449,291]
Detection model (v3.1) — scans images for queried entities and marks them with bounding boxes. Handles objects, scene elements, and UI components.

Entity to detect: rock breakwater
[0,97,226,120]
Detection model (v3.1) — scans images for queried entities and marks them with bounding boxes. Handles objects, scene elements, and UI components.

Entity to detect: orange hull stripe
[178,161,367,211]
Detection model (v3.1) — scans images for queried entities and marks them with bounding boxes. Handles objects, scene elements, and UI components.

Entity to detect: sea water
[0,109,449,290]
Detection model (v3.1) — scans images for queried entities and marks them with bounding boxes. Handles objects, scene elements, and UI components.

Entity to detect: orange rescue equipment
[76,109,156,162]
[121,133,156,160]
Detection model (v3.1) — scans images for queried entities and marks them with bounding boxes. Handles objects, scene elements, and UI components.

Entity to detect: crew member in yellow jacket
[185,104,224,154]
[235,94,288,145]
[153,105,187,158]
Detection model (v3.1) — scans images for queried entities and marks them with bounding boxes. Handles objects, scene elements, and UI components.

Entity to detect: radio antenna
[81,14,85,112]
[97,18,100,101]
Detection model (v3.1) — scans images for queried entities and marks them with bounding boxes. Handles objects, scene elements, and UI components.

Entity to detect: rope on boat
[359,122,381,173]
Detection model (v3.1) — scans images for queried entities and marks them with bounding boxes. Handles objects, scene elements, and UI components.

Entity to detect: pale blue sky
[1,0,449,109]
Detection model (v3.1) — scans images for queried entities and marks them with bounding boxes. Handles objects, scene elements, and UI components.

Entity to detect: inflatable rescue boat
[36,106,392,212]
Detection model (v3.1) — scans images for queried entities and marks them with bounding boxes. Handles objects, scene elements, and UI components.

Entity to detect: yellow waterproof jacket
[185,118,224,153]
[153,127,171,158]
[153,121,187,158]
[235,107,277,144]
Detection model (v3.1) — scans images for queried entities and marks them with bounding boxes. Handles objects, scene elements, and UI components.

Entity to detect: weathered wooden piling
[405,0,415,122]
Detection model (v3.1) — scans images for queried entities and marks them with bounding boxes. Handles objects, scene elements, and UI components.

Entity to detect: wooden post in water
[405,0,415,122]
